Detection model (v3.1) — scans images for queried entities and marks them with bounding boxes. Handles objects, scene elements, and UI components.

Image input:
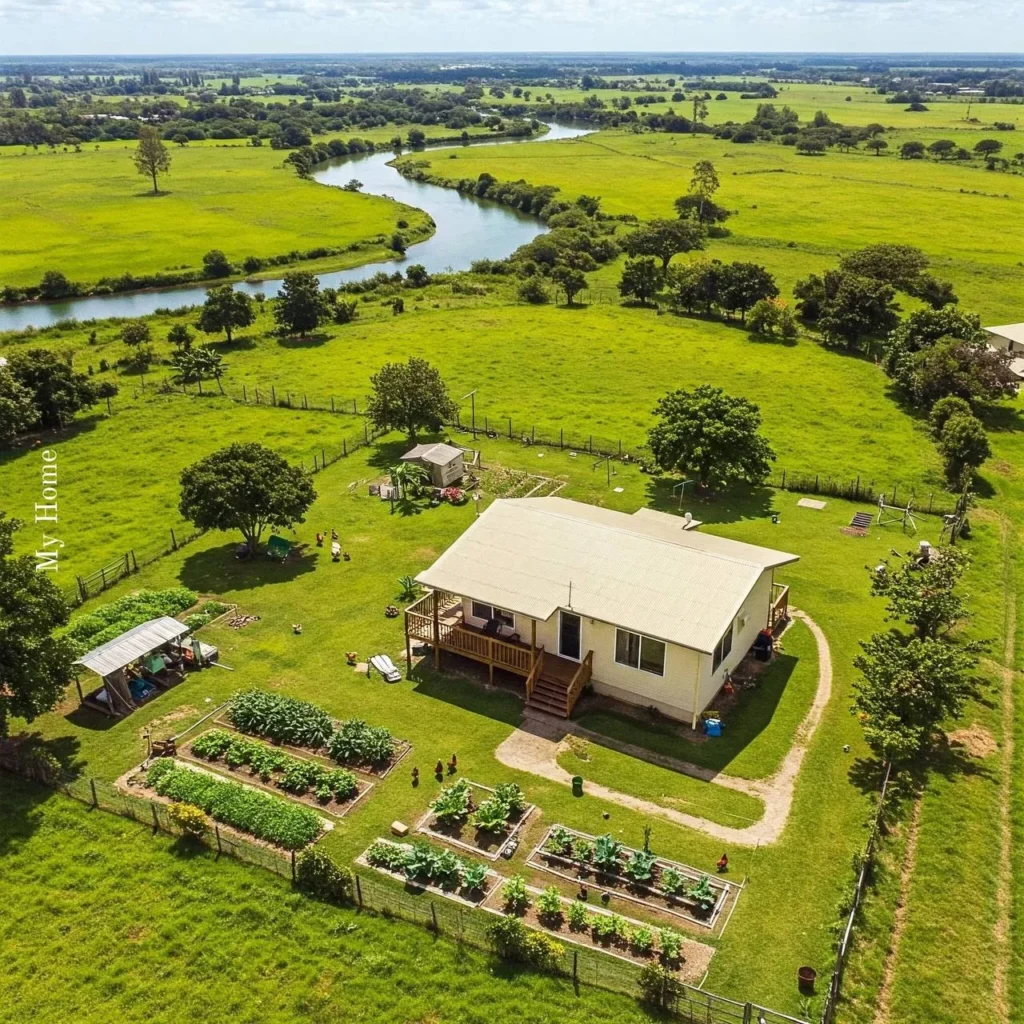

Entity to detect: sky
[1,0,1022,56]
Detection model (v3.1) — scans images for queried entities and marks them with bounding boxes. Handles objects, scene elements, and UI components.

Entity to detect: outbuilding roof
[402,442,464,466]
[985,323,1024,346]
[415,498,798,655]
[74,616,191,677]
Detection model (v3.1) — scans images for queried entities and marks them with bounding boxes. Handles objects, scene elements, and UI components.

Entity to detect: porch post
[432,592,440,670]
[405,612,413,672]
[531,619,537,663]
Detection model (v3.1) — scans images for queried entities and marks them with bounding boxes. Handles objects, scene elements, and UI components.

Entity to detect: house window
[471,601,514,629]
[615,629,666,677]
[712,620,735,673]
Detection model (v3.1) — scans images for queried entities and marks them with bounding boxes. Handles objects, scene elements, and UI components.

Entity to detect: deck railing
[769,583,790,629]
[565,649,594,713]
[525,651,546,699]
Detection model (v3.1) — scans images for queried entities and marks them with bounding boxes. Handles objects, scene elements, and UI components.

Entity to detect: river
[0,122,591,333]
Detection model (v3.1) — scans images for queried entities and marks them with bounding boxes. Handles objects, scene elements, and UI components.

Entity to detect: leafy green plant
[430,779,471,825]
[191,730,233,760]
[327,718,396,766]
[536,885,564,923]
[472,796,511,832]
[168,801,207,837]
[660,867,687,897]
[229,689,333,748]
[544,825,573,857]
[403,841,437,881]
[366,840,407,873]
[624,849,657,884]
[591,912,617,943]
[685,875,717,913]
[630,926,655,955]
[566,899,590,931]
[430,849,463,888]
[66,587,198,655]
[501,874,530,914]
[592,834,623,872]
[657,927,684,964]
[146,759,321,849]
[460,860,489,892]
[572,838,593,863]
[492,782,527,815]
[487,916,564,969]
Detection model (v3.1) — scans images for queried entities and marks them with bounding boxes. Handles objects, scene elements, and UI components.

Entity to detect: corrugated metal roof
[985,323,1024,346]
[402,442,463,466]
[75,616,191,677]
[415,498,798,655]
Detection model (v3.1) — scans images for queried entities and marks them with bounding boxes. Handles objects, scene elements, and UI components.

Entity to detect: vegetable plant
[460,860,489,892]
[592,834,623,872]
[403,841,437,881]
[624,849,657,884]
[545,826,573,857]
[591,912,617,943]
[660,867,687,897]
[328,718,395,766]
[472,796,510,833]
[430,779,471,825]
[492,782,527,815]
[685,875,717,913]
[501,874,530,914]
[566,899,590,931]
[229,689,333,748]
[536,885,563,923]
[630,926,655,955]
[366,839,407,872]
[191,730,233,760]
[430,849,463,888]
[572,838,593,863]
[658,927,684,964]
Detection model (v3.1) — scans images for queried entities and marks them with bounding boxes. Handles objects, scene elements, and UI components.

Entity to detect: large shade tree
[178,443,316,555]
[0,513,77,738]
[5,348,97,430]
[133,125,171,195]
[622,219,706,269]
[273,272,323,336]
[365,358,457,441]
[647,385,776,490]
[196,285,255,343]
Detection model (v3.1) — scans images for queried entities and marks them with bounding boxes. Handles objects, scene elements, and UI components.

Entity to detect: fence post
[508,417,512,439]
[532,426,535,444]
[430,901,439,933]
[302,394,308,410]
[364,423,369,443]
[151,803,159,832]
[343,438,347,457]
[618,439,622,456]
[814,473,818,492]
[928,493,933,513]
[781,468,786,489]
[573,950,578,981]
[355,874,363,907]
[170,528,177,551]
[78,576,87,604]
[742,1004,752,1024]
[271,385,276,406]
[215,824,222,854]
[90,778,98,807]
[353,398,358,414]
[255,387,260,405]
[130,550,138,572]
[560,428,563,449]
[331,397,335,414]
[242,384,247,404]
[291,850,296,881]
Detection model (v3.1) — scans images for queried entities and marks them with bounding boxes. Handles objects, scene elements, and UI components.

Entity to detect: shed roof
[985,323,1024,346]
[402,442,464,466]
[75,616,191,677]
[415,498,798,655]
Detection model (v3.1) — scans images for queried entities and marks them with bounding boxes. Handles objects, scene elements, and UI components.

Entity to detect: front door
[559,611,582,661]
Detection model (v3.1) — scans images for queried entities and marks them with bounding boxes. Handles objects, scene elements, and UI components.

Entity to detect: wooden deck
[405,589,590,717]
[769,583,790,631]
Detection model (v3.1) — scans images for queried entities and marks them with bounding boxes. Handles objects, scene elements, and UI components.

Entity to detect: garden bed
[118,759,332,851]
[214,688,411,778]
[179,730,373,818]
[357,838,501,907]
[481,879,714,985]
[416,778,535,861]
[526,825,738,933]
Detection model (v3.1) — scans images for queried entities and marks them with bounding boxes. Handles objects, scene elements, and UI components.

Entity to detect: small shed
[983,323,1024,379]
[74,615,199,717]
[401,442,465,488]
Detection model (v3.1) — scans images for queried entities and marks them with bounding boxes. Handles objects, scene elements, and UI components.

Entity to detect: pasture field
[0,140,430,289]
[403,129,1024,319]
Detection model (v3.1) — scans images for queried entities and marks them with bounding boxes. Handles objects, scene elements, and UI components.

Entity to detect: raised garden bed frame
[179,730,374,819]
[212,712,412,779]
[356,838,502,908]
[415,778,536,862]
[527,824,739,933]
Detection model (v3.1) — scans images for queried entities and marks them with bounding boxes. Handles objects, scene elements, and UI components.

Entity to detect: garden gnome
[717,853,729,873]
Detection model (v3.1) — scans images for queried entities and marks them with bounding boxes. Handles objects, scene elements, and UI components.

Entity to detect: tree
[0,513,77,738]
[866,139,888,156]
[390,233,407,254]
[196,285,255,343]
[551,264,587,305]
[939,413,991,486]
[689,160,720,203]
[716,262,778,322]
[407,128,426,146]
[0,368,37,448]
[178,443,316,555]
[840,244,929,291]
[647,385,776,490]
[667,259,721,314]
[882,306,981,375]
[928,139,955,160]
[853,632,980,763]
[38,270,77,300]
[172,347,225,392]
[974,138,1003,157]
[928,395,973,436]
[747,298,798,339]
[900,140,925,160]
[796,138,827,156]
[273,272,323,336]
[622,219,705,269]
[816,272,900,351]
[167,323,194,351]
[673,193,731,227]
[618,258,664,306]
[172,132,190,147]
[900,337,1018,409]
[517,276,551,304]
[133,125,170,194]
[6,349,97,430]
[405,264,430,288]
[202,250,232,278]
[10,86,27,108]
[365,358,457,441]
[120,321,151,347]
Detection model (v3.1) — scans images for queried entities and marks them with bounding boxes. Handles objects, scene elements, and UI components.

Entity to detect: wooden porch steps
[527,676,573,717]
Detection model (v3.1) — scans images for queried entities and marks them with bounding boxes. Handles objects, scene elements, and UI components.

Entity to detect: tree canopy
[647,385,776,490]
[4,348,98,431]
[133,125,171,195]
[273,272,323,336]
[178,443,316,555]
[622,219,706,269]
[365,358,458,441]
[196,285,255,343]
[0,513,77,738]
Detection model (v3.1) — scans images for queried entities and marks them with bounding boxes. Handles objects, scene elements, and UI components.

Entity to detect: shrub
[624,849,657,884]
[296,848,353,904]
[502,874,530,913]
[929,395,973,437]
[146,759,321,849]
[168,801,207,837]
[487,915,564,968]
[517,275,551,304]
[638,962,682,1008]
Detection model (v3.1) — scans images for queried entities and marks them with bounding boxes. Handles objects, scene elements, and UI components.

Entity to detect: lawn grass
[574,617,820,781]
[0,140,429,289]
[0,776,655,1024]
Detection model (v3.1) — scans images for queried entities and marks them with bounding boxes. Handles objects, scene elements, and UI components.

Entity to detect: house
[983,323,1024,380]
[405,498,797,723]
[401,442,465,487]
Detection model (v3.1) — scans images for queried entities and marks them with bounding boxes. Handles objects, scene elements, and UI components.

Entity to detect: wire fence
[819,762,893,1024]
